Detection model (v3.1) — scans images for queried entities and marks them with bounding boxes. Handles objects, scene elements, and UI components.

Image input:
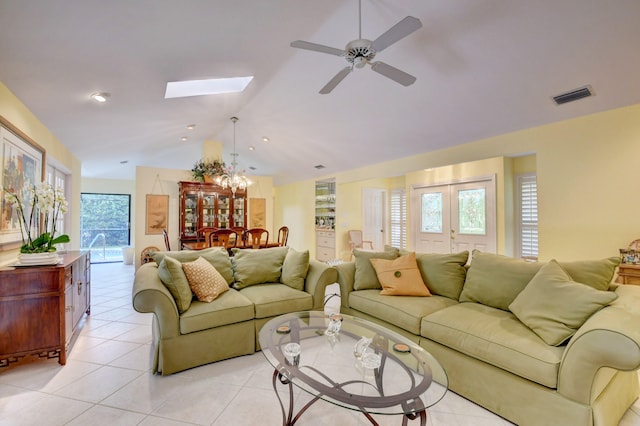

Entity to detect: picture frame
[250,198,266,228]
[1,115,45,246]
[146,194,169,235]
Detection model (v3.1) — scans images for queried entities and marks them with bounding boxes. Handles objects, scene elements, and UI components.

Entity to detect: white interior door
[362,188,386,250]
[412,177,496,254]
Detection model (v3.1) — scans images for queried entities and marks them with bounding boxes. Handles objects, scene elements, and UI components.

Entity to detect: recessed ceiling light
[181,136,188,142]
[186,124,196,130]
[249,146,255,151]
[90,92,110,102]
[164,76,254,99]
[262,136,270,142]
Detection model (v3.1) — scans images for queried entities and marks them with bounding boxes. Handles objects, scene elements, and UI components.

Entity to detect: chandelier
[216,116,250,194]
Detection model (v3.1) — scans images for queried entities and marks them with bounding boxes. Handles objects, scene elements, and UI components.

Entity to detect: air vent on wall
[553,86,594,105]
[314,165,326,170]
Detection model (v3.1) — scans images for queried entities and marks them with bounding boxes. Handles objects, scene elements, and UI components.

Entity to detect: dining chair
[162,229,171,251]
[245,228,269,249]
[277,226,289,246]
[209,229,238,249]
[232,227,247,245]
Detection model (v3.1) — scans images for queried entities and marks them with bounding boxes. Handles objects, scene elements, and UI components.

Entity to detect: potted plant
[191,158,226,182]
[4,181,70,258]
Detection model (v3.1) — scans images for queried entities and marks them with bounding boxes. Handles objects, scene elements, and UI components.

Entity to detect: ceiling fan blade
[371,16,422,52]
[290,40,345,57]
[370,61,416,87]
[319,67,352,94]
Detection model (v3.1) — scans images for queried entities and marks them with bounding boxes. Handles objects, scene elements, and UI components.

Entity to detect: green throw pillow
[157,256,193,313]
[509,260,618,346]
[353,247,399,290]
[231,246,289,289]
[281,248,310,291]
[560,257,620,291]
[415,251,469,300]
[459,250,543,311]
[152,247,234,284]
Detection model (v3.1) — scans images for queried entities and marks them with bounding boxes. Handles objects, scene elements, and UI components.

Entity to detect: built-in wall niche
[315,178,335,262]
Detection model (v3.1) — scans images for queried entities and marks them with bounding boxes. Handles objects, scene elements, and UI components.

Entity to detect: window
[516,173,538,259]
[81,193,131,263]
[46,165,70,252]
[390,188,407,249]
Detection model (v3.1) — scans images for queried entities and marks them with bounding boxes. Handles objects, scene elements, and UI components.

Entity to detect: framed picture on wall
[146,194,169,235]
[250,198,266,228]
[0,116,45,246]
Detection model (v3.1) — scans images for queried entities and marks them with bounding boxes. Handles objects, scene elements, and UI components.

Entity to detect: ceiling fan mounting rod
[358,0,362,39]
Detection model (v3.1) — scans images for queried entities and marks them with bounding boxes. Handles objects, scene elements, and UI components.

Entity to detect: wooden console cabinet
[616,263,640,285]
[0,251,90,367]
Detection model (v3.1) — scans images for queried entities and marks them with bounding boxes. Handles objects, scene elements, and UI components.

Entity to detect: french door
[412,177,496,254]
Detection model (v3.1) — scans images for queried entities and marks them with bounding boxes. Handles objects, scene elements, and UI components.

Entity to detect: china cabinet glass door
[217,194,231,229]
[183,191,199,239]
[201,193,217,229]
[233,194,246,228]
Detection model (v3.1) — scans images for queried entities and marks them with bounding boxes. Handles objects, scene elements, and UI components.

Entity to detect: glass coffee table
[259,311,448,425]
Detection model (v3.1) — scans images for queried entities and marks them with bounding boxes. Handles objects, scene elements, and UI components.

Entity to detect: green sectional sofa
[132,246,337,375]
[336,248,640,426]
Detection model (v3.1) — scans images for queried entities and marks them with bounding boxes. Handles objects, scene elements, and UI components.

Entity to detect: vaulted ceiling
[1,0,639,185]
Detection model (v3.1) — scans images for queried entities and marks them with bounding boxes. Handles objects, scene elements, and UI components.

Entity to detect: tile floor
[0,262,638,425]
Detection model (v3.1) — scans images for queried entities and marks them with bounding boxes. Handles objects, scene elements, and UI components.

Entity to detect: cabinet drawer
[316,247,335,262]
[317,236,335,249]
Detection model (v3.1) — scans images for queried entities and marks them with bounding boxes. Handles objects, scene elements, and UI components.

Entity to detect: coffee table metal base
[271,369,427,426]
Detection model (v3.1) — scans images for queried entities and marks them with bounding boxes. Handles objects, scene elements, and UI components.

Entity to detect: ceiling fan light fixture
[90,92,110,102]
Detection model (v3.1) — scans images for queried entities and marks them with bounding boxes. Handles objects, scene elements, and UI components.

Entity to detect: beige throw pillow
[182,256,229,302]
[370,253,431,296]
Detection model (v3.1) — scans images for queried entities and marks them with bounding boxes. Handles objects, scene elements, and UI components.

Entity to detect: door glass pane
[421,193,443,233]
[458,189,486,235]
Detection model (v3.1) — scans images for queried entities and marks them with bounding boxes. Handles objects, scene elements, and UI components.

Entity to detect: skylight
[164,76,254,99]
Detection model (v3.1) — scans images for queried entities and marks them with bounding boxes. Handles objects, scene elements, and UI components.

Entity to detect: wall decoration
[250,198,266,228]
[1,116,45,246]
[146,194,169,235]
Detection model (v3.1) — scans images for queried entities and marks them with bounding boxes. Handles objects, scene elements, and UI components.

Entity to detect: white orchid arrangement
[4,181,70,253]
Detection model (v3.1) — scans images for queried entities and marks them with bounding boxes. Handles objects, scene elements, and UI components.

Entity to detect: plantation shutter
[519,174,538,258]
[390,188,407,249]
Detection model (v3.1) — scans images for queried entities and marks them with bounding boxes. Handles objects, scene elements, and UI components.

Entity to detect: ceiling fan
[291,0,422,94]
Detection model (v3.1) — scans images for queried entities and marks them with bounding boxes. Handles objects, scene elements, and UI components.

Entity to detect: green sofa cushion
[559,257,620,291]
[179,288,255,334]
[415,251,469,300]
[239,283,313,319]
[459,251,542,311]
[353,247,399,290]
[231,246,289,289]
[281,248,310,291]
[421,303,565,388]
[349,289,458,335]
[509,260,618,346]
[157,256,193,313]
[152,247,234,284]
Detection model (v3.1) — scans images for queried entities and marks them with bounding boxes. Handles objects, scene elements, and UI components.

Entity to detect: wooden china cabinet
[178,181,247,248]
[0,251,90,367]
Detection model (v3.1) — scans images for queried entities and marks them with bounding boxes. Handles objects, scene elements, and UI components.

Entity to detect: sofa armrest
[132,262,181,338]
[336,262,355,311]
[304,259,338,310]
[558,285,640,403]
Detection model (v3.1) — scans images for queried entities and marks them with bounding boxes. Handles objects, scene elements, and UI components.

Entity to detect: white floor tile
[65,404,146,426]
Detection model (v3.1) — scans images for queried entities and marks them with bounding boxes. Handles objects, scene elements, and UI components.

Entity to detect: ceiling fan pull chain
[358,0,362,39]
